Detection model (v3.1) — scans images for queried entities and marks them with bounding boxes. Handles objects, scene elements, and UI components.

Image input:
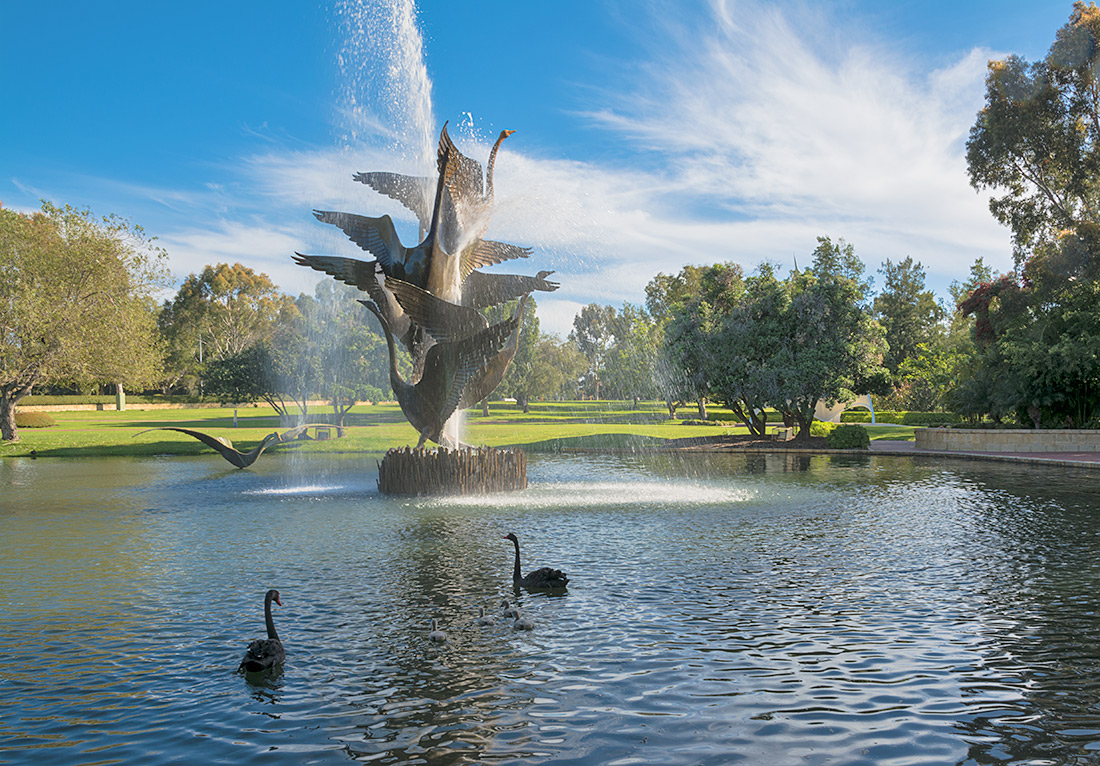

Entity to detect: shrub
[826,424,869,449]
[809,420,837,437]
[14,412,57,428]
[839,410,960,426]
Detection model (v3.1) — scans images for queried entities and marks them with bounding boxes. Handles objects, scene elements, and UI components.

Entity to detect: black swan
[476,606,496,626]
[239,589,285,673]
[512,611,535,631]
[504,532,569,589]
[501,599,519,618]
[429,619,447,643]
[135,424,322,469]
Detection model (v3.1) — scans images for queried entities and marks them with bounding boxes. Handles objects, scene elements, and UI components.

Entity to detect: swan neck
[511,537,522,581]
[371,304,405,391]
[264,592,279,642]
[425,137,451,242]
[486,133,508,198]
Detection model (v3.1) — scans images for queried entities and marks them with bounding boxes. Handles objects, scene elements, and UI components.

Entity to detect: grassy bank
[1,401,915,459]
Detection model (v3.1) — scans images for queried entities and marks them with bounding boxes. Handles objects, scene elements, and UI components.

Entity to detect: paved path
[869,439,1100,468]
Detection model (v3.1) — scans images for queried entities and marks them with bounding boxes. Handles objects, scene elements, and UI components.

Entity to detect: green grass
[1,401,915,459]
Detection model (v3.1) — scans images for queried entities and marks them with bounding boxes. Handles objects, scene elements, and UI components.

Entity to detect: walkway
[869,439,1100,469]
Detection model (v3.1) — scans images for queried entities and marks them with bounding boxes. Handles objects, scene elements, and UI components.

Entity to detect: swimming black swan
[429,618,447,643]
[501,599,520,618]
[238,589,285,673]
[504,532,568,589]
[476,606,496,626]
[512,610,534,631]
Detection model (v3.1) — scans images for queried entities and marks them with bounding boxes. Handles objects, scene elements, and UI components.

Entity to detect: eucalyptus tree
[0,202,168,441]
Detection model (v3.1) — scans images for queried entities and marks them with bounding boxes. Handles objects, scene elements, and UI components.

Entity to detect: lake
[2,451,1099,765]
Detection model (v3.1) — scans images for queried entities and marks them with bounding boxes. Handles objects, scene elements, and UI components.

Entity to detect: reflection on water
[2,453,1100,765]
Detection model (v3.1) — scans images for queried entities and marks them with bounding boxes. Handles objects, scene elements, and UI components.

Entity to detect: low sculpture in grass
[295,122,556,462]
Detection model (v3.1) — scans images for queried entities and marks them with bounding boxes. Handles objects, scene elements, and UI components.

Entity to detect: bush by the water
[827,424,869,449]
[14,412,57,428]
[809,420,837,437]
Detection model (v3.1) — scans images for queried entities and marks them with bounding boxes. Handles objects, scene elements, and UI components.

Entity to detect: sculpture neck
[486,133,508,199]
[264,593,279,642]
[511,538,522,581]
[367,303,405,392]
[425,133,451,243]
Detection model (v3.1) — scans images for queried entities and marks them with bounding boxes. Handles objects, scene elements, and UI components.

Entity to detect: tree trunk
[697,398,707,419]
[481,398,490,417]
[0,395,17,442]
[666,399,678,418]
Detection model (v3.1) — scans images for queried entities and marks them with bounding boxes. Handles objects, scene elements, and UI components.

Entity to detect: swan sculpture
[293,251,557,314]
[239,589,285,673]
[429,618,447,643]
[504,532,569,590]
[354,124,516,250]
[359,299,516,448]
[134,424,321,469]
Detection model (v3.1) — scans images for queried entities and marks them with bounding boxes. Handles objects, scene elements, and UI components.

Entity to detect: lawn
[1,401,915,459]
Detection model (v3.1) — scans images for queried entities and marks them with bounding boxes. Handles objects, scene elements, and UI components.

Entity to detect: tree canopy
[0,202,168,440]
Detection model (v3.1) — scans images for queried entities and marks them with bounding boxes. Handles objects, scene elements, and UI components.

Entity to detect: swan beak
[275,594,282,606]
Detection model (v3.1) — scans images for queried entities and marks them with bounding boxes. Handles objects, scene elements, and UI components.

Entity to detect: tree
[0,202,167,441]
[497,298,541,412]
[873,256,944,375]
[768,238,889,434]
[158,262,296,393]
[569,303,617,399]
[603,304,660,408]
[306,283,395,431]
[659,263,746,419]
[967,1,1100,265]
[961,3,1100,426]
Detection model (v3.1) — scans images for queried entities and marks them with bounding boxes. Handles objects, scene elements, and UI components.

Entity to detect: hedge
[14,412,57,428]
[840,410,960,426]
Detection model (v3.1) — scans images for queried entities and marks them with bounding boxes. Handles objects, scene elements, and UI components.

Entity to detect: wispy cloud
[42,0,1012,338]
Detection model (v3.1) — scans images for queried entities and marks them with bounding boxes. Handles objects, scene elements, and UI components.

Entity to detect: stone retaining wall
[916,428,1100,453]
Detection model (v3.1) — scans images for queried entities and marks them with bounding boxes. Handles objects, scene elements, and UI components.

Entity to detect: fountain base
[377,446,527,495]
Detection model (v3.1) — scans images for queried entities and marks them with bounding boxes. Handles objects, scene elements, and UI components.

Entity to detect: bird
[428,618,447,643]
[359,299,517,448]
[512,611,535,631]
[133,424,322,469]
[501,599,520,619]
[504,532,569,590]
[475,606,496,626]
[238,589,285,673]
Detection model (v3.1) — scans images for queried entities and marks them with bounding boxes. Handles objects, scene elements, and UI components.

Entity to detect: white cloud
[97,0,1015,332]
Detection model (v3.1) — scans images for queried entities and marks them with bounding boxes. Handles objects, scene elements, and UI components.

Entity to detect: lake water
[2,451,1100,765]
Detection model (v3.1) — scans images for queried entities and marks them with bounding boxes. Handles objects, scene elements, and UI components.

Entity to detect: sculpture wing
[458,294,529,409]
[439,123,484,203]
[438,317,518,424]
[292,253,379,292]
[460,239,532,279]
[386,276,489,342]
[133,426,248,469]
[352,171,434,229]
[460,270,560,310]
[312,211,404,271]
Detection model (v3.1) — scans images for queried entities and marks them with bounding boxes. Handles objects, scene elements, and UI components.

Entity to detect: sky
[0,0,1077,336]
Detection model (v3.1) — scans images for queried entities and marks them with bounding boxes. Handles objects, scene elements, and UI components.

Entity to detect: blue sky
[0,0,1076,335]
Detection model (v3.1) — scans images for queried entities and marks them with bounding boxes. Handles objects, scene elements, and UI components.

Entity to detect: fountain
[295,122,558,494]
